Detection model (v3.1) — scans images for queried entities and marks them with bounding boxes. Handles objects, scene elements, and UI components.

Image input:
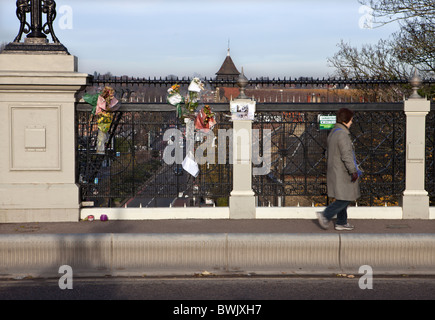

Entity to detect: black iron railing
[76,75,435,207]
[77,101,409,207]
[76,103,232,207]
[90,75,435,87]
[426,109,435,205]
[253,104,406,207]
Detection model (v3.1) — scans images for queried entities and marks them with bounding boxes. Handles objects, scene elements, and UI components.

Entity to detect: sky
[0,0,399,79]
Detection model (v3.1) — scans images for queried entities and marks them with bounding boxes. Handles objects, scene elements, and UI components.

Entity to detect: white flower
[188,78,204,92]
[167,93,183,106]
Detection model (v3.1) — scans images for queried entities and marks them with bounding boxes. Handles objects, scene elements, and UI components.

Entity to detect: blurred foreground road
[1,276,434,301]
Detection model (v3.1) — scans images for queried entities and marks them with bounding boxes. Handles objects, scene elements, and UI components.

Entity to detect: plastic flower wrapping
[188,77,204,92]
[97,111,114,133]
[194,105,216,133]
[96,87,119,117]
[83,86,119,153]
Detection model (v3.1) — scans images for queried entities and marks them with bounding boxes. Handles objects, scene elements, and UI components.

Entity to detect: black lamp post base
[2,41,70,55]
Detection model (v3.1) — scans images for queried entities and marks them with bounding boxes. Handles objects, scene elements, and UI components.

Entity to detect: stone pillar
[0,52,89,222]
[402,73,430,219]
[229,69,257,219]
[229,114,256,219]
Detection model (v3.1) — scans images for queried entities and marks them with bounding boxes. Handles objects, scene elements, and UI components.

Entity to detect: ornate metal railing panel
[253,105,406,207]
[253,111,328,207]
[77,104,232,207]
[194,112,233,206]
[426,109,435,205]
[351,110,406,206]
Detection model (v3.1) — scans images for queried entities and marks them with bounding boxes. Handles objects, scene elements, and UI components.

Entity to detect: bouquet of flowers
[167,78,218,177]
[97,111,114,133]
[195,105,216,132]
[167,78,206,120]
[96,86,119,119]
[167,84,184,118]
[188,77,204,93]
[83,86,119,153]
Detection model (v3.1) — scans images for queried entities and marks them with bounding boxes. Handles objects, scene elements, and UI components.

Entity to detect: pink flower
[95,95,119,115]
[107,96,119,111]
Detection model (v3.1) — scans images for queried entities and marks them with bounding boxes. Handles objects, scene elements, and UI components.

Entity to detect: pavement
[0,218,434,278]
[0,218,434,235]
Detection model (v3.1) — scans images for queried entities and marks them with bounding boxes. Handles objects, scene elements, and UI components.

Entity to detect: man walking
[317,108,361,231]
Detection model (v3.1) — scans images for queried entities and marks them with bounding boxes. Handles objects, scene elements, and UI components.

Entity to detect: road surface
[1,276,434,301]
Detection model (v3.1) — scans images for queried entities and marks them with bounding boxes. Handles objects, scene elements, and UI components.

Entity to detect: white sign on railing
[230,100,256,120]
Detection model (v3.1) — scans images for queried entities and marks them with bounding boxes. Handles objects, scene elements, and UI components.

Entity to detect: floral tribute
[83,86,119,154]
[167,78,216,132]
[194,105,216,133]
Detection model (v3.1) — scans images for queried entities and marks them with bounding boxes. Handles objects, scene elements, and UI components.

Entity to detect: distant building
[215,48,240,81]
[104,49,385,104]
[214,49,241,102]
[213,49,366,103]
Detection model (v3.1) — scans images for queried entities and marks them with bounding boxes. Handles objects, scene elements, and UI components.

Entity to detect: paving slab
[0,219,434,235]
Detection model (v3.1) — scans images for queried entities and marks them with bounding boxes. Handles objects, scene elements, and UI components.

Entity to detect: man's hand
[351,172,358,183]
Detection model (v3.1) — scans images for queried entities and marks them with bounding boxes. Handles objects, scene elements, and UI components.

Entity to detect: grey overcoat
[326,123,361,201]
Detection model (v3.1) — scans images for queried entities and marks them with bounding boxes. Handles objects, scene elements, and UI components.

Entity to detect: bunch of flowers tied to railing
[83,86,119,153]
[167,78,216,132]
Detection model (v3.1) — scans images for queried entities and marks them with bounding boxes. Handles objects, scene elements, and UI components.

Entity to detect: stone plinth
[0,52,89,222]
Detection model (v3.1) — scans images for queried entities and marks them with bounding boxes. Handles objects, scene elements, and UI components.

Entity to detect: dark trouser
[323,200,350,225]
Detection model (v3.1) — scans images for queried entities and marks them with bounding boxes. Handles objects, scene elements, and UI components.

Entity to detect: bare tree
[392,20,435,75]
[362,0,435,74]
[328,40,411,101]
[328,0,435,100]
[360,0,435,26]
[328,39,411,79]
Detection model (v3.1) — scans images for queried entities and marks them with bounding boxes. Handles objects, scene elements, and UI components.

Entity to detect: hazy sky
[0,0,399,78]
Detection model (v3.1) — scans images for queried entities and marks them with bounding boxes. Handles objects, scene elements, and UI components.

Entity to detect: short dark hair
[336,108,354,124]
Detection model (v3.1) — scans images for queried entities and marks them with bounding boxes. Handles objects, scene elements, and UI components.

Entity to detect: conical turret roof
[216,49,240,81]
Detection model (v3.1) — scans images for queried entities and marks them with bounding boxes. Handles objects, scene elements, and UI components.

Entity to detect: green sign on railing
[318,115,336,130]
